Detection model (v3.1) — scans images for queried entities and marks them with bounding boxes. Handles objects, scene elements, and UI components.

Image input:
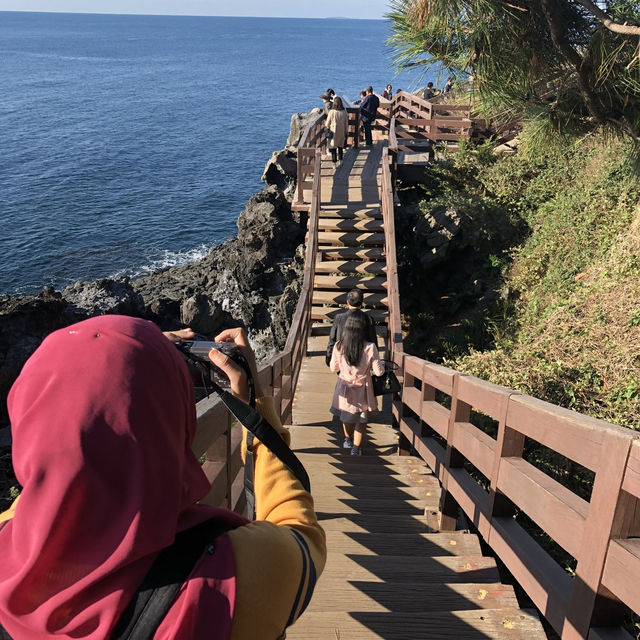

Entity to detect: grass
[399,131,640,431]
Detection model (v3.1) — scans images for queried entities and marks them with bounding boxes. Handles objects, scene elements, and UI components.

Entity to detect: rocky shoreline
[0,111,318,434]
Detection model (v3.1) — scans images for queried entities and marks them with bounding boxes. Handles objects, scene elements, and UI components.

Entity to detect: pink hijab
[0,316,247,638]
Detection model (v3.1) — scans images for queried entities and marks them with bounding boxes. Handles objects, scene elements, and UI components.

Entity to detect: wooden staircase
[287,147,547,638]
[311,147,389,334]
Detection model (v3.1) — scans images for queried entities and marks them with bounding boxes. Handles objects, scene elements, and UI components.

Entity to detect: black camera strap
[110,518,237,639]
[177,345,311,518]
[214,385,311,496]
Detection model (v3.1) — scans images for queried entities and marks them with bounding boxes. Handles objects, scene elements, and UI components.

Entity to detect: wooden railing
[378,128,640,638]
[380,146,402,361]
[388,90,524,150]
[389,90,476,150]
[295,113,326,208]
[192,148,321,514]
[391,357,640,638]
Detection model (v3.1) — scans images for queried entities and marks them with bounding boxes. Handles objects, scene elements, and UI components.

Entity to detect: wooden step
[312,290,387,308]
[318,247,385,261]
[306,581,520,613]
[317,483,440,501]
[318,218,384,232]
[313,275,387,290]
[310,323,388,337]
[288,608,547,639]
[316,513,432,534]
[314,260,386,275]
[319,207,382,219]
[323,531,484,557]
[303,466,436,486]
[311,306,387,322]
[311,497,437,516]
[317,231,385,246]
[322,553,500,584]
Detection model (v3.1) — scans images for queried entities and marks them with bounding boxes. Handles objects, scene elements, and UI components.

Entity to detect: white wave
[111,244,211,280]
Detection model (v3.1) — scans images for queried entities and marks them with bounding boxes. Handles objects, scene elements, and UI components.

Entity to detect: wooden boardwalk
[286,147,547,639]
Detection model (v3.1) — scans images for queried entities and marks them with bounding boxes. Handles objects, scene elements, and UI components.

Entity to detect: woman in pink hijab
[0,315,325,639]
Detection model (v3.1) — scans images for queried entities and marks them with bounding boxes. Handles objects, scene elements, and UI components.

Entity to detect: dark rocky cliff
[0,111,318,433]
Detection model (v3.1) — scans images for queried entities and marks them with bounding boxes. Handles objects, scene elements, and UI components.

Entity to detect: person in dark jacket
[320,92,332,115]
[326,289,378,366]
[359,86,379,146]
[424,81,435,99]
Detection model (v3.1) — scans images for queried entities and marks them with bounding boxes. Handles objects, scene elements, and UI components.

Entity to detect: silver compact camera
[177,340,240,389]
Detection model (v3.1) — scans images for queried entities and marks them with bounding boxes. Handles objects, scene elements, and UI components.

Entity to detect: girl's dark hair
[332,96,345,111]
[338,310,367,366]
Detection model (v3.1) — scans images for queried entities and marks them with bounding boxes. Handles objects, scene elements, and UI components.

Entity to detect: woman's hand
[208,327,264,402]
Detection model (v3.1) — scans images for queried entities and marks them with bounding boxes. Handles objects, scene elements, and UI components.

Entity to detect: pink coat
[330,342,385,414]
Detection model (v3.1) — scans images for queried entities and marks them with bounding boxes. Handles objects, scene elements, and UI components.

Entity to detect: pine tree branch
[572,0,640,36]
[539,0,606,124]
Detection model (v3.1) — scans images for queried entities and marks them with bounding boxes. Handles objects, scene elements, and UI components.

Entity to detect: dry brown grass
[455,205,640,429]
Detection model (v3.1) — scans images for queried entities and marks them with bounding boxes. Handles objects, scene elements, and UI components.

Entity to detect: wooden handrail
[384,90,480,149]
[383,115,640,635]
[392,354,640,638]
[295,112,326,207]
[388,117,398,153]
[380,147,402,361]
[192,148,321,515]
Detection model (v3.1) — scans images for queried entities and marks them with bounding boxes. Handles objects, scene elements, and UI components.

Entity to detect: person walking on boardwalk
[359,85,379,146]
[382,84,393,100]
[329,310,385,456]
[319,91,332,115]
[424,81,435,99]
[0,315,325,640]
[326,288,377,366]
[326,95,349,168]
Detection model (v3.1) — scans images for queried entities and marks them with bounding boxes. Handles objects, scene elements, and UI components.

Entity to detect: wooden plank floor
[286,147,547,638]
[286,334,547,639]
[312,143,388,325]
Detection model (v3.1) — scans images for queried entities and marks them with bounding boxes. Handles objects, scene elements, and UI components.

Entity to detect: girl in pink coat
[329,310,385,455]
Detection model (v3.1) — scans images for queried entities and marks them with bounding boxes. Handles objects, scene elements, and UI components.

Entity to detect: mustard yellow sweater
[228,397,326,639]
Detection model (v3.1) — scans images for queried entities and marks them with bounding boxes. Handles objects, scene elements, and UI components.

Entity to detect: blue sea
[0,11,430,296]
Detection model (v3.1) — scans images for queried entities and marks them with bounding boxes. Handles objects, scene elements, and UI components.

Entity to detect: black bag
[111,519,236,639]
[372,361,401,396]
[326,129,334,140]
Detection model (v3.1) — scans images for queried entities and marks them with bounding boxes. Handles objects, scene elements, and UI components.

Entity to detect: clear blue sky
[0,1,391,19]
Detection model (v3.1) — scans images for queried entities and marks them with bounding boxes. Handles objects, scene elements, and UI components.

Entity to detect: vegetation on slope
[399,132,640,430]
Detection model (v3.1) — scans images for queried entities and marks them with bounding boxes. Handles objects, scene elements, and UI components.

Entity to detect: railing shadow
[305,425,500,639]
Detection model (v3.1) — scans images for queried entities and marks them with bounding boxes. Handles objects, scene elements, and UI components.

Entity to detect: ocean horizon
[0,11,434,296]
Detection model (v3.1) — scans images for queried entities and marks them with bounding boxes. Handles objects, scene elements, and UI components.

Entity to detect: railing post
[397,352,412,456]
[296,152,303,206]
[439,373,470,531]
[354,109,360,148]
[487,393,523,519]
[563,433,633,638]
